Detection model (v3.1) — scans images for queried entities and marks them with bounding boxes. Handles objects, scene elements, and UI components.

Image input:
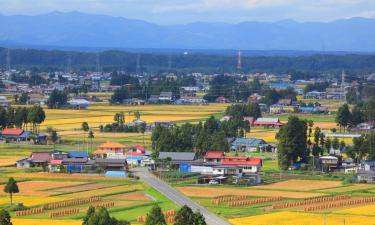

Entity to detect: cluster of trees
[277,116,309,169]
[152,103,261,156]
[335,98,375,131]
[304,82,329,93]
[99,112,145,133]
[47,90,68,109]
[346,133,375,163]
[0,105,45,133]
[203,75,297,103]
[145,205,206,225]
[83,206,130,225]
[110,75,196,103]
[11,73,47,85]
[3,47,375,74]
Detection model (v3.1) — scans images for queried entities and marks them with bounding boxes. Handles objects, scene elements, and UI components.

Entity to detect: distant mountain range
[0,11,375,52]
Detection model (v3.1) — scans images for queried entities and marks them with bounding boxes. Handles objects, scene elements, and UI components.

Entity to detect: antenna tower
[341,70,345,92]
[136,53,141,74]
[96,53,100,73]
[6,48,10,72]
[237,50,242,70]
[168,54,172,71]
[66,52,72,74]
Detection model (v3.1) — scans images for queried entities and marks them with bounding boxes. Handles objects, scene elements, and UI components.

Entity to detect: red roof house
[204,151,225,163]
[1,128,24,136]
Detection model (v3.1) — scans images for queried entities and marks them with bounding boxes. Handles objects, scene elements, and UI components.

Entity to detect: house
[94,158,128,171]
[216,96,229,103]
[270,104,296,114]
[358,161,375,183]
[0,96,9,108]
[212,157,263,183]
[204,151,225,163]
[159,92,173,102]
[122,98,145,105]
[220,116,232,122]
[27,152,51,168]
[68,99,90,110]
[319,155,341,172]
[270,82,290,90]
[231,138,268,152]
[177,96,207,105]
[158,152,196,164]
[0,128,32,142]
[148,95,160,104]
[277,98,292,106]
[93,142,126,159]
[153,121,175,129]
[68,151,88,159]
[247,93,262,102]
[253,118,283,128]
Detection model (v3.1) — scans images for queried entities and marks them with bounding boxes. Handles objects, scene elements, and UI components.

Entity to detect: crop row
[305,197,375,212]
[229,197,282,207]
[137,209,176,223]
[43,196,102,210]
[272,195,352,210]
[212,195,249,205]
[50,209,80,218]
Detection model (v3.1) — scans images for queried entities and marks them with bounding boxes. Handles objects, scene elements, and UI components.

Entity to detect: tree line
[2,47,375,74]
[151,103,261,156]
[0,105,45,133]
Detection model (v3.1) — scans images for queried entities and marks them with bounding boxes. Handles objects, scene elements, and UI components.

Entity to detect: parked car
[209,180,219,185]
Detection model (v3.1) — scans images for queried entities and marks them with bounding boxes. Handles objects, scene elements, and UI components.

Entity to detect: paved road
[132,167,231,225]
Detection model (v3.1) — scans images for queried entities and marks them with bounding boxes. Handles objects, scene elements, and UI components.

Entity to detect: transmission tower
[6,48,10,72]
[168,54,172,71]
[341,70,346,92]
[237,50,242,70]
[95,53,100,73]
[66,52,72,74]
[136,53,141,74]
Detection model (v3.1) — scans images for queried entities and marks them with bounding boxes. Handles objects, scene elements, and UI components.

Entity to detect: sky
[0,0,375,24]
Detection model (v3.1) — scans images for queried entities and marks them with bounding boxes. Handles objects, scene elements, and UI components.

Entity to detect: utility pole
[136,53,141,75]
[5,48,11,79]
[66,52,72,74]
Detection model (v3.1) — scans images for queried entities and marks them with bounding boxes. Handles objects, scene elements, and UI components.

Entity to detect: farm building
[253,117,283,128]
[0,96,9,108]
[231,138,270,152]
[0,128,33,142]
[93,141,126,158]
[357,161,375,183]
[269,82,290,90]
[67,99,90,110]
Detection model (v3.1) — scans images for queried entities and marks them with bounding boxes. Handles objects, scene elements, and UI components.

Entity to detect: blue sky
[0,0,375,24]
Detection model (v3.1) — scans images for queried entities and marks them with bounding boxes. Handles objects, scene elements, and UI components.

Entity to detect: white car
[209,180,219,185]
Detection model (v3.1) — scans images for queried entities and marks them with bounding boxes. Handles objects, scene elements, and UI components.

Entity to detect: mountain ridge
[0,11,374,51]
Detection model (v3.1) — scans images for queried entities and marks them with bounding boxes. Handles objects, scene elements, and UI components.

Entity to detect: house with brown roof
[93,142,126,159]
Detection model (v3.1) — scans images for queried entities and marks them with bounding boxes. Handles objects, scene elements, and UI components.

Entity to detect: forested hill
[1,47,375,75]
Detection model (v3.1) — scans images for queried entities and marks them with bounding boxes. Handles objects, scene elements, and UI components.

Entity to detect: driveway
[132,167,231,225]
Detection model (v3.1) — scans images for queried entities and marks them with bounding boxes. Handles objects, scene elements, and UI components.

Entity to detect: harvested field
[0,156,21,166]
[60,185,141,198]
[13,219,81,225]
[110,191,152,201]
[51,183,115,193]
[252,179,342,191]
[8,172,129,181]
[0,180,86,196]
[0,195,68,206]
[319,184,375,193]
[229,211,375,225]
[176,187,324,199]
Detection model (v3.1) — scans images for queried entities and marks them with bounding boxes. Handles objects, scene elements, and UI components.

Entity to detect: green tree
[82,206,95,225]
[0,209,12,225]
[3,178,19,205]
[324,137,332,153]
[335,104,351,132]
[332,137,340,150]
[174,205,206,225]
[83,207,129,225]
[277,116,308,170]
[351,105,364,126]
[145,205,166,225]
[114,112,125,125]
[47,90,68,109]
[82,122,90,132]
[134,111,141,120]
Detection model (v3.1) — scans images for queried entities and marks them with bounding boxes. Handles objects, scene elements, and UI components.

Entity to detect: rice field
[319,184,375,193]
[13,219,82,225]
[176,186,324,198]
[251,179,342,191]
[229,211,375,225]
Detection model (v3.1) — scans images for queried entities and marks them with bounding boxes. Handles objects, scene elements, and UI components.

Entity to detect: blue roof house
[231,138,267,152]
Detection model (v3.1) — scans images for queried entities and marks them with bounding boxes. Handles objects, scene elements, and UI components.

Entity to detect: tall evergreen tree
[3,178,19,205]
[145,205,166,225]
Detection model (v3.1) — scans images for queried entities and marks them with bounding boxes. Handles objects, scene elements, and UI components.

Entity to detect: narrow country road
[132,167,231,225]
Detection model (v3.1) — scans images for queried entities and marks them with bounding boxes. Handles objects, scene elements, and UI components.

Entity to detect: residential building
[0,96,9,108]
[358,161,375,183]
[159,92,173,102]
[253,118,283,128]
[231,138,273,152]
[67,99,90,110]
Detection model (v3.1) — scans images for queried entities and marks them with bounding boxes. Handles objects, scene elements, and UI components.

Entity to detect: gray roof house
[158,152,196,163]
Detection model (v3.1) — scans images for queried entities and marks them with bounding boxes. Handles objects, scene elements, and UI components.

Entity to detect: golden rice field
[176,186,324,199]
[319,184,375,193]
[251,179,342,191]
[0,156,21,166]
[229,211,375,225]
[0,195,68,206]
[0,180,86,196]
[335,204,375,216]
[13,219,81,225]
[41,104,227,131]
